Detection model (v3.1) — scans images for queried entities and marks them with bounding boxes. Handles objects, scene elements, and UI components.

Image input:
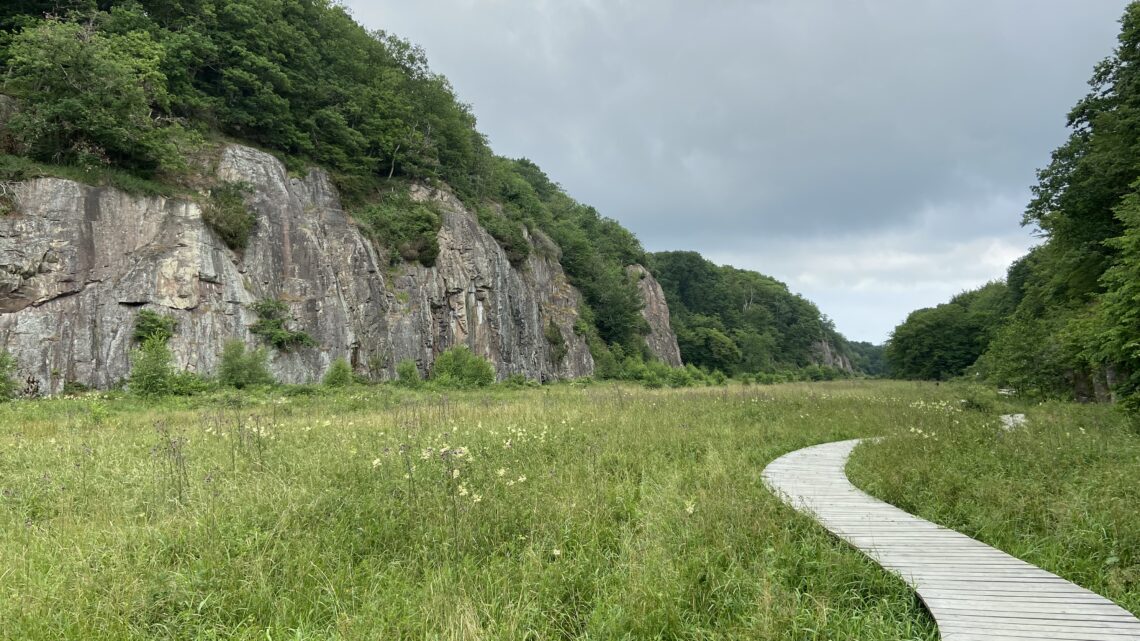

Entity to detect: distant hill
[650,251,871,377]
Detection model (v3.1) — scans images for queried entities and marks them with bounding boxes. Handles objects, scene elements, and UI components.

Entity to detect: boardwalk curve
[762,439,1140,641]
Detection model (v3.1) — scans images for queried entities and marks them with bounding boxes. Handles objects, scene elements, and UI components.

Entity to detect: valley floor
[0,381,1134,640]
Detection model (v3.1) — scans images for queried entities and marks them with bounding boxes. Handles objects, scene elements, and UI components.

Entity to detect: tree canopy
[650,251,861,375]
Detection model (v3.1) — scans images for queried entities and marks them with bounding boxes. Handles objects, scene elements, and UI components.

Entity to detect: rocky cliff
[0,144,598,392]
[626,264,682,367]
[812,339,854,373]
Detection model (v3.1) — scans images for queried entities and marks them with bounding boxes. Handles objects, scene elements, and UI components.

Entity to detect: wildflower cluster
[907,426,938,440]
[908,399,962,414]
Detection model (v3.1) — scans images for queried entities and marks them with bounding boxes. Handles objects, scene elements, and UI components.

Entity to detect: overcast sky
[343,0,1127,344]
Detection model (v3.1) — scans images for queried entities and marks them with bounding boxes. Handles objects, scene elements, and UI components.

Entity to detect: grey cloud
[344,0,1127,341]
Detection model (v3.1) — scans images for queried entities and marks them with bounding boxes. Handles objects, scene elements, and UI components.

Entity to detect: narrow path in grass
[762,439,1140,641]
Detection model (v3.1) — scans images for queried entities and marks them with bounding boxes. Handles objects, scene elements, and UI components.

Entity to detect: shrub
[169,371,210,396]
[685,364,710,385]
[203,182,255,250]
[133,309,177,344]
[394,359,421,388]
[322,357,354,387]
[477,205,530,265]
[218,340,275,389]
[502,373,534,388]
[666,366,693,388]
[61,380,90,395]
[431,346,495,388]
[355,192,442,267]
[545,320,568,364]
[249,299,315,351]
[130,338,174,397]
[0,350,19,401]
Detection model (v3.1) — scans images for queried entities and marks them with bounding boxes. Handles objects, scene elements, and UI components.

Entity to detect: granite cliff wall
[0,145,599,391]
[626,264,682,367]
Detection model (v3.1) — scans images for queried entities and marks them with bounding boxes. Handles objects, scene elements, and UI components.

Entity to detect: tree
[678,327,741,374]
[1093,182,1140,410]
[3,14,187,172]
[130,337,174,397]
[322,357,354,387]
[886,305,980,380]
[217,340,275,389]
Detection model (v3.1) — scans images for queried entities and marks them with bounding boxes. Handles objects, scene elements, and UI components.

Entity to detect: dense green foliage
[886,282,1012,380]
[217,339,274,389]
[203,181,255,250]
[650,251,856,375]
[132,309,177,344]
[3,0,485,187]
[430,345,495,388]
[322,357,354,388]
[0,350,18,401]
[128,338,175,397]
[847,341,887,377]
[353,191,441,267]
[3,15,192,172]
[887,3,1140,419]
[394,359,422,388]
[1095,187,1140,410]
[249,298,315,351]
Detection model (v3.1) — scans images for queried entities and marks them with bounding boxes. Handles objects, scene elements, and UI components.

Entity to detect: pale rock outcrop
[0,144,593,392]
[812,338,854,373]
[626,264,682,366]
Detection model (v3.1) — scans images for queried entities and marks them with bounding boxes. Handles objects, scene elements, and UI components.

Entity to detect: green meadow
[0,381,1135,640]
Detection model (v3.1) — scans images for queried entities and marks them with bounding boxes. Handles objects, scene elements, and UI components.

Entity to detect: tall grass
[0,380,1094,639]
[848,391,1140,616]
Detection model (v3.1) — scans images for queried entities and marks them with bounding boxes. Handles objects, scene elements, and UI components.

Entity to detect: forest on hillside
[649,251,866,377]
[886,1,1140,415]
[0,0,869,381]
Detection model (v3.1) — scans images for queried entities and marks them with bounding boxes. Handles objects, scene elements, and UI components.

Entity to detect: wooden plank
[762,439,1140,640]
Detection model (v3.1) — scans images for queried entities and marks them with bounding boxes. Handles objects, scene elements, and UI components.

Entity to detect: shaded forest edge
[886,2,1140,421]
[0,1,875,393]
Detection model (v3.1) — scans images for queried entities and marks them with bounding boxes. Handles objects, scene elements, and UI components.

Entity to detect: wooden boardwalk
[762,439,1140,641]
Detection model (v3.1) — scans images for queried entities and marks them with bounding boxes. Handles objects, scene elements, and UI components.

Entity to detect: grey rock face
[0,145,592,392]
[383,185,594,381]
[812,339,854,373]
[626,264,682,367]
